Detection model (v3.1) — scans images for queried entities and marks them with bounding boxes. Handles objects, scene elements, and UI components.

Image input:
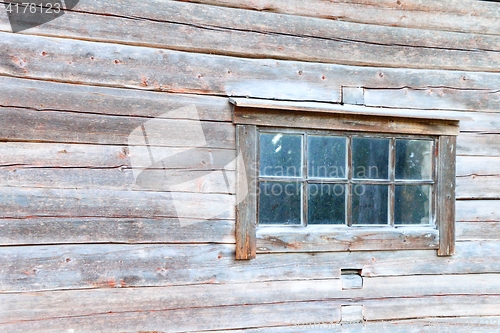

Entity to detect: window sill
[256,225,439,253]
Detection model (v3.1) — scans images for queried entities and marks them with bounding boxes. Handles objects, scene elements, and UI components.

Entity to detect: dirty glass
[260,133,302,177]
[259,181,301,225]
[308,183,346,224]
[307,136,347,179]
[395,185,432,225]
[352,185,389,225]
[352,137,390,180]
[396,139,433,180]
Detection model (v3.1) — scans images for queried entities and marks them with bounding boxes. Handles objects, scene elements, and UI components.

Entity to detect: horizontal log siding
[0,0,499,331]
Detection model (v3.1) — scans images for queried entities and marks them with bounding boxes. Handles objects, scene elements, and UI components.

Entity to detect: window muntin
[258,129,435,227]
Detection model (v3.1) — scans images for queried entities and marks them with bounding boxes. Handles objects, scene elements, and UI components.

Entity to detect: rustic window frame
[232,98,459,260]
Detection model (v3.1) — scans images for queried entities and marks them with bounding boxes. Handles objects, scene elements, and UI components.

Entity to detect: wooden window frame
[232,98,459,260]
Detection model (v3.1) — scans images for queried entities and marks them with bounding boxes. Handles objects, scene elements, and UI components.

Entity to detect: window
[232,98,458,260]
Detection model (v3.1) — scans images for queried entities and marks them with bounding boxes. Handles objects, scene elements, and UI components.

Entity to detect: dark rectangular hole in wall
[341,269,363,289]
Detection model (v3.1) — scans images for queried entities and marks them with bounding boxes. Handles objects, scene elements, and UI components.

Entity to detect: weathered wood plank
[0,280,341,323]
[1,293,499,332]
[0,167,236,193]
[437,136,456,256]
[365,87,500,113]
[3,241,500,291]
[365,295,500,321]
[457,222,500,241]
[457,176,500,200]
[0,107,235,148]
[1,0,499,71]
[235,125,257,259]
[2,32,500,102]
[2,274,499,324]
[0,76,232,121]
[0,300,341,333]
[0,187,235,219]
[457,156,500,176]
[456,200,500,222]
[0,217,235,245]
[456,156,500,199]
[194,316,500,333]
[233,108,459,135]
[0,142,130,168]
[176,0,500,36]
[457,133,500,157]
[256,226,438,253]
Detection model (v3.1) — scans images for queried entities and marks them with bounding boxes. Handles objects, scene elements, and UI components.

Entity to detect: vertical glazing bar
[389,137,396,226]
[303,133,308,226]
[346,135,353,226]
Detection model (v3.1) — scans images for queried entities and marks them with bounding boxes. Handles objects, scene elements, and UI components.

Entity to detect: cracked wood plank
[364,88,500,113]
[1,274,499,326]
[2,241,500,292]
[0,76,233,121]
[0,107,235,148]
[2,33,500,103]
[0,217,235,245]
[0,299,341,333]
[175,0,500,36]
[1,1,499,71]
[0,187,235,219]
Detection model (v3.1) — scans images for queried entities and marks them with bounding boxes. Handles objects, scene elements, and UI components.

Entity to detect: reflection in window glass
[308,136,346,179]
[259,181,301,225]
[395,185,432,225]
[352,137,389,180]
[396,140,433,180]
[260,133,302,177]
[352,185,389,225]
[308,183,346,224]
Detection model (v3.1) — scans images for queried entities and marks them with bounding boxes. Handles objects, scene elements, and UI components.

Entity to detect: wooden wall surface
[0,0,499,331]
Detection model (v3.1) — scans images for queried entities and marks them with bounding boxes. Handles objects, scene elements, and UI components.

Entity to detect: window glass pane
[260,133,302,177]
[308,136,346,179]
[395,185,432,225]
[308,183,346,224]
[352,185,389,225]
[396,140,433,180]
[259,181,301,225]
[352,137,389,180]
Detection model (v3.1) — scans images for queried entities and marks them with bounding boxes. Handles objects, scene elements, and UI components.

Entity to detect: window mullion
[303,133,308,227]
[389,138,396,226]
[346,135,353,227]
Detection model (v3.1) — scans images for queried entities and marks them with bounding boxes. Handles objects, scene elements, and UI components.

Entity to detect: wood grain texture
[192,316,500,333]
[0,76,232,121]
[0,167,236,193]
[0,217,235,245]
[0,299,341,333]
[0,187,235,219]
[0,107,235,148]
[233,108,459,135]
[365,87,500,113]
[437,136,456,256]
[256,226,438,253]
[456,201,500,222]
[235,125,257,259]
[2,32,500,102]
[175,0,500,36]
[457,222,500,241]
[2,241,500,292]
[1,274,499,326]
[457,134,500,157]
[1,0,499,71]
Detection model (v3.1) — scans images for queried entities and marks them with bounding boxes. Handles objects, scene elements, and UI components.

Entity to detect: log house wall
[0,0,499,331]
